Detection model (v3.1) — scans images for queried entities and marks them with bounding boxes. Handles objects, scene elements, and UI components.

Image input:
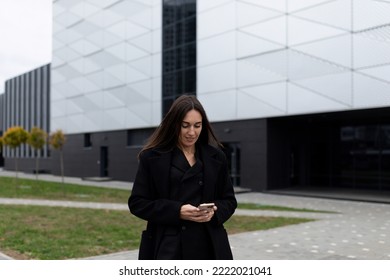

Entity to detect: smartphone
[198,203,215,210]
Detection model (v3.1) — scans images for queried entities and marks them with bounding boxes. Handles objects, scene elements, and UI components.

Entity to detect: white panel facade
[198,0,390,121]
[52,0,390,130]
[52,0,162,134]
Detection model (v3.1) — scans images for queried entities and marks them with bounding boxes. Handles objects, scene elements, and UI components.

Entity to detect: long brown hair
[139,95,222,157]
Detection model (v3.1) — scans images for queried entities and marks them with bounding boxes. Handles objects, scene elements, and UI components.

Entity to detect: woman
[128,95,237,260]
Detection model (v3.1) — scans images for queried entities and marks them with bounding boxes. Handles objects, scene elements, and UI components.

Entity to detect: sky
[0,0,52,93]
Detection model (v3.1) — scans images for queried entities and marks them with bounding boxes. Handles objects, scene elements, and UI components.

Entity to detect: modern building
[0,93,4,167]
[1,64,51,172]
[2,0,390,198]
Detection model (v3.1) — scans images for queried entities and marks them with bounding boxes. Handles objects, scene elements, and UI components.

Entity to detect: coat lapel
[200,145,223,201]
[148,150,172,198]
[146,146,223,201]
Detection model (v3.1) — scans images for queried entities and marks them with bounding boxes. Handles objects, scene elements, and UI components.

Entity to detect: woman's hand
[180,204,217,223]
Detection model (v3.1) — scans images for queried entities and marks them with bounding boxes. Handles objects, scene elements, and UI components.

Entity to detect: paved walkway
[82,193,390,260]
[1,170,390,260]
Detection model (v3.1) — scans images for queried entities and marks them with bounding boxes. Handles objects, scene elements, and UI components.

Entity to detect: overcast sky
[0,0,52,93]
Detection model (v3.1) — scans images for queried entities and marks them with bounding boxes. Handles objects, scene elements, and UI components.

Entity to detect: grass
[0,176,129,203]
[0,204,313,260]
[0,205,143,260]
[238,203,336,213]
[0,176,316,259]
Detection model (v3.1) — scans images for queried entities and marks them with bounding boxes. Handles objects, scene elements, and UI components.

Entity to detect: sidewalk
[1,170,390,260]
[83,192,390,260]
[231,192,390,260]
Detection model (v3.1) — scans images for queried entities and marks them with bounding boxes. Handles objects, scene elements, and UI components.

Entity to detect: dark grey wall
[4,157,52,174]
[8,118,268,192]
[212,119,268,192]
[49,130,142,181]
[44,119,269,192]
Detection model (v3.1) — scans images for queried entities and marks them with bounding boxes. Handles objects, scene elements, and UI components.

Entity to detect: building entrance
[339,125,390,190]
[268,108,390,193]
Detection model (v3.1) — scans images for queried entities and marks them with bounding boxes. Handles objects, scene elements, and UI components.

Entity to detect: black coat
[128,144,237,260]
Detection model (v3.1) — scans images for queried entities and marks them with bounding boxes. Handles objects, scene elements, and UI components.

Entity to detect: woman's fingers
[180,204,216,222]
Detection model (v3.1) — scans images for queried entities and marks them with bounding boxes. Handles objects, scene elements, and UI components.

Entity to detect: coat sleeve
[128,151,183,226]
[212,149,237,225]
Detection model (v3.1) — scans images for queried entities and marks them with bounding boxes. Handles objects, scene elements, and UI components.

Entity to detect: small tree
[3,126,29,180]
[27,127,47,180]
[49,129,66,184]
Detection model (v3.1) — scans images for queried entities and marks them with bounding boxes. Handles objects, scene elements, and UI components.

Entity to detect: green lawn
[0,205,312,260]
[0,205,143,260]
[0,176,315,259]
[0,176,130,203]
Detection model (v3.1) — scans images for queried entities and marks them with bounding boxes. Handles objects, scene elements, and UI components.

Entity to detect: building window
[162,0,196,116]
[84,133,92,148]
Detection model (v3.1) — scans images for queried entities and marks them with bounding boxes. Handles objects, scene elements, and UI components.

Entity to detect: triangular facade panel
[357,64,390,83]
[354,73,390,108]
[293,72,353,106]
[353,31,390,69]
[288,83,349,114]
[353,0,390,31]
[237,31,285,59]
[291,34,352,68]
[292,0,352,30]
[240,16,287,45]
[128,33,153,53]
[288,17,348,46]
[237,1,283,28]
[237,90,287,119]
[239,0,286,12]
[288,0,333,12]
[237,59,286,88]
[239,82,287,113]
